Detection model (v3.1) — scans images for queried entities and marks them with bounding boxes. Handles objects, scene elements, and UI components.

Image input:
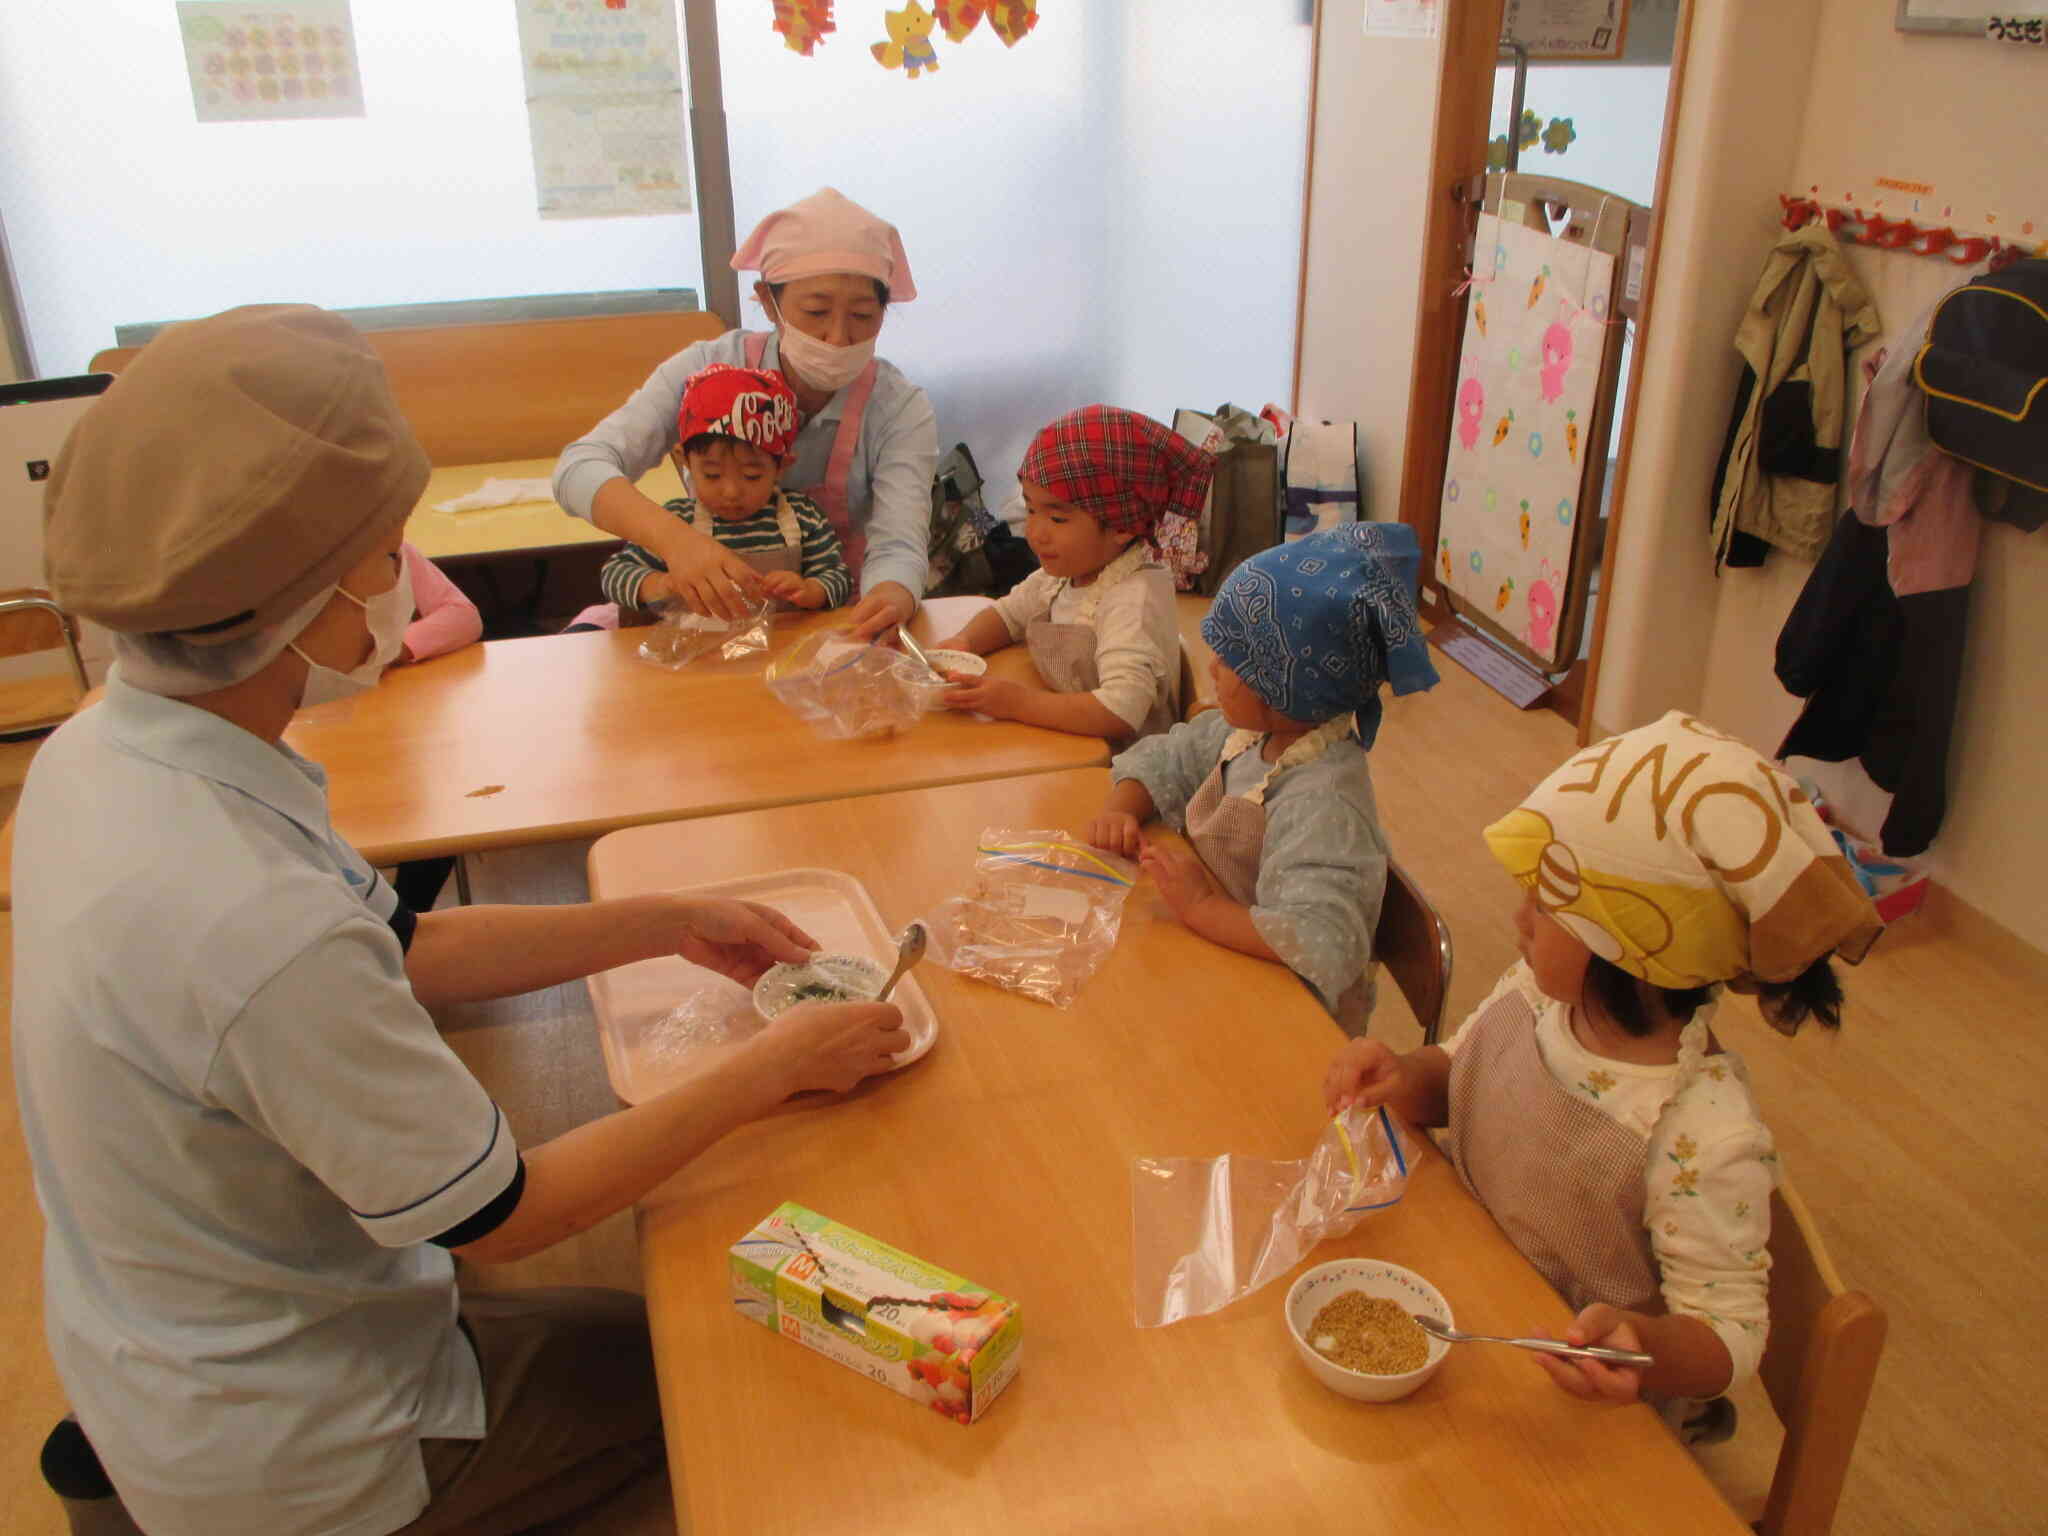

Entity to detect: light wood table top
[405,456,678,561]
[276,603,1103,866]
[588,770,1746,1536]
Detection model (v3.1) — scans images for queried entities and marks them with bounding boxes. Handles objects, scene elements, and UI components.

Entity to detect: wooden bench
[90,308,729,466]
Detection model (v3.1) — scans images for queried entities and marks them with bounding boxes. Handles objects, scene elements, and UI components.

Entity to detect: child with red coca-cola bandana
[594,364,852,621]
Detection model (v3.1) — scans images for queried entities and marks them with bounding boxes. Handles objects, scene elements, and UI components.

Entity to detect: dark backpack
[1913,257,2048,494]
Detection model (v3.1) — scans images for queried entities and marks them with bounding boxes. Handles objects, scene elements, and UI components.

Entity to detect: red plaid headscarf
[676,364,801,462]
[1017,405,1215,540]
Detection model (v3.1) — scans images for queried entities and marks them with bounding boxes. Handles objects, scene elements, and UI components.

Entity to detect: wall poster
[177,0,366,122]
[517,0,692,220]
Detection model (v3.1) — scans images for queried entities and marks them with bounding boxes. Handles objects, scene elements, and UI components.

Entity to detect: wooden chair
[1177,638,1212,721]
[0,588,90,737]
[1376,858,1454,1045]
[90,308,728,466]
[1750,1183,1888,1536]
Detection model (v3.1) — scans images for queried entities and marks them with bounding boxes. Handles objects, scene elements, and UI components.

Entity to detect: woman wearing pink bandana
[554,188,935,640]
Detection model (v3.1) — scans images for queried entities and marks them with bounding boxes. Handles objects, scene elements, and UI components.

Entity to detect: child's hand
[1532,1304,1649,1404]
[1322,1038,1407,1115]
[943,674,1029,719]
[637,572,675,606]
[759,570,829,609]
[1138,839,1220,921]
[1086,810,1142,859]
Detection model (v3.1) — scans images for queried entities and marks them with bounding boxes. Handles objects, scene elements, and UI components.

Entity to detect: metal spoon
[1411,1314,1654,1368]
[876,922,927,1001]
[896,628,946,682]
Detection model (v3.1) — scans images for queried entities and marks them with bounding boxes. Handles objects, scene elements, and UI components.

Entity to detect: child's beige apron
[1024,549,1178,739]
[678,494,803,579]
[1440,989,1664,1317]
[1178,718,1373,1033]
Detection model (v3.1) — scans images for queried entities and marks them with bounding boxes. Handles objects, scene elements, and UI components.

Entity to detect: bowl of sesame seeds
[1284,1259,1450,1402]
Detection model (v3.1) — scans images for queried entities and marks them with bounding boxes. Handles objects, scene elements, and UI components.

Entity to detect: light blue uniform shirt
[552,327,938,601]
[11,680,518,1536]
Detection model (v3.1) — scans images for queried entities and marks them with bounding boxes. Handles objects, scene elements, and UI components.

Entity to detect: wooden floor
[4,643,2046,1533]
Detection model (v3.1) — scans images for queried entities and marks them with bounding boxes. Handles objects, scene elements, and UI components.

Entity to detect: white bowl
[752,953,888,1019]
[1284,1259,1451,1402]
[922,648,986,678]
[891,649,987,712]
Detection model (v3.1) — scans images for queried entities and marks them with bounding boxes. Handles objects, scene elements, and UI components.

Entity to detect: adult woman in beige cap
[17,305,910,1536]
[555,186,936,639]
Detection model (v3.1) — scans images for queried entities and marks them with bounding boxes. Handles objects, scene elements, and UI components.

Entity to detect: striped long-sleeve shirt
[599,489,853,611]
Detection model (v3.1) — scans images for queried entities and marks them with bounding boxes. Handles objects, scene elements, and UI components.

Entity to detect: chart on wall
[516,0,692,220]
[1436,212,1611,671]
[176,0,365,122]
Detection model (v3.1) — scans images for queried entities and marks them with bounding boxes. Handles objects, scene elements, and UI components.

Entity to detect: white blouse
[1444,962,1778,1387]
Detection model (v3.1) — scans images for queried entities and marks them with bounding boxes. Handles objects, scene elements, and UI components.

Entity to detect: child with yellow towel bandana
[1325,712,1881,1426]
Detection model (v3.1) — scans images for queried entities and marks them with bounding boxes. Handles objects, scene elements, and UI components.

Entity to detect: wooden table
[275,602,1102,866]
[588,771,1747,1535]
[405,455,671,561]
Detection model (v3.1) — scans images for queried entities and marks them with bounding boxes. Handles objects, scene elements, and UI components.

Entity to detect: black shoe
[41,1418,146,1535]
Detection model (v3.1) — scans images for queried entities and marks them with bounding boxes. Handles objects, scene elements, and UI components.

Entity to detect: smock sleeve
[1110,710,1231,829]
[990,568,1058,641]
[1088,569,1178,733]
[1645,1088,1778,1389]
[1247,757,1388,1013]
[552,337,727,521]
[855,384,938,600]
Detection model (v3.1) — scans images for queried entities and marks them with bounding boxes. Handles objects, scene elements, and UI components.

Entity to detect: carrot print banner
[1436,213,1610,669]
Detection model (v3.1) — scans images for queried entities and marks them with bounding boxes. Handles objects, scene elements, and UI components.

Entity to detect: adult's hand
[844,581,917,643]
[762,1000,912,1095]
[655,520,769,623]
[671,897,817,983]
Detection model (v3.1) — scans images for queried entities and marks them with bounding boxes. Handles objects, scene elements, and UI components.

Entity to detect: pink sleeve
[401,543,483,661]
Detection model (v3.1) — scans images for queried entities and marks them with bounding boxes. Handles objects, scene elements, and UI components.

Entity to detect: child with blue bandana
[1085,524,1439,1033]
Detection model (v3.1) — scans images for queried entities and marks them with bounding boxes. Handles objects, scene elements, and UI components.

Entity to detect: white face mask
[767,292,877,394]
[291,561,413,708]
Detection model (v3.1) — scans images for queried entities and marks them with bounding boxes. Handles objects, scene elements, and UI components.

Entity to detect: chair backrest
[0,589,90,736]
[1756,1183,1888,1536]
[1176,639,1205,721]
[90,309,729,466]
[1375,858,1453,1045]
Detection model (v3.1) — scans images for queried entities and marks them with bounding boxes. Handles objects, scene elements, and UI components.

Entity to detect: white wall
[1597,0,2048,950]
[0,1,706,377]
[717,0,1310,516]
[1293,0,1445,521]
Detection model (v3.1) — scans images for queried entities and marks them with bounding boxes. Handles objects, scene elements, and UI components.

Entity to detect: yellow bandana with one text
[1484,712,1881,992]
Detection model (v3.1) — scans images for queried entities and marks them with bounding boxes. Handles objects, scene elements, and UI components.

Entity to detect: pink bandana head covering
[729,187,918,301]
[1017,405,1216,540]
[676,364,801,462]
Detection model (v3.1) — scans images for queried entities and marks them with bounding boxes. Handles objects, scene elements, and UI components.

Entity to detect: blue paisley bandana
[1200,523,1438,747]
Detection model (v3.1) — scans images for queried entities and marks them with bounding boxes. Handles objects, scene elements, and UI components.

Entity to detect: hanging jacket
[1709,222,1882,567]
[1774,508,1969,857]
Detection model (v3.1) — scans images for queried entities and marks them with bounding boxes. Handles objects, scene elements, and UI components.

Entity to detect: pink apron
[1440,989,1663,1317]
[744,331,877,577]
[1180,741,1373,1033]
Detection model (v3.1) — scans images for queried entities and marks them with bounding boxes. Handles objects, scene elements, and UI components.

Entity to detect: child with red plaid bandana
[595,364,852,621]
[928,405,1209,744]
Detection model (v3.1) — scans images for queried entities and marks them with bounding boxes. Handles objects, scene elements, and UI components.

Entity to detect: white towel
[432,477,556,513]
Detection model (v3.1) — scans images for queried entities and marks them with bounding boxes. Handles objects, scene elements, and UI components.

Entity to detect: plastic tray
[584,866,937,1105]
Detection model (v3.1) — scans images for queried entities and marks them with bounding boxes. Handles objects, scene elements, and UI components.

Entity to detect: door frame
[1396,0,1696,743]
